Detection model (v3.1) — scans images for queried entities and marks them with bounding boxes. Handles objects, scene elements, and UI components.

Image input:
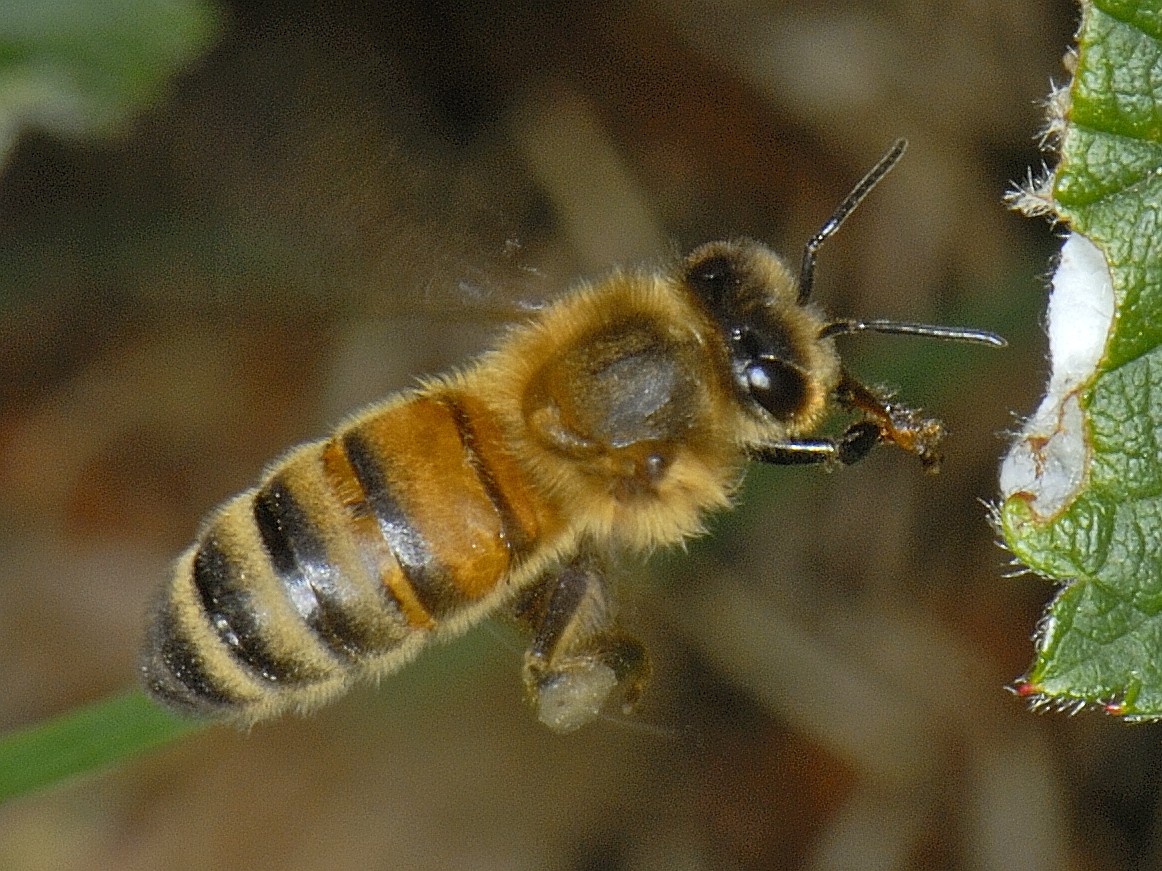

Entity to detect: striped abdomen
[141,389,551,722]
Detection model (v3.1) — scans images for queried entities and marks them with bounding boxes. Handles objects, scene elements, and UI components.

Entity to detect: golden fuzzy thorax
[473,244,840,556]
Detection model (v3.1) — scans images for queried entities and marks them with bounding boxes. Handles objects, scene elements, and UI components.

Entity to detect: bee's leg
[749,420,882,467]
[833,371,946,471]
[752,371,946,471]
[511,550,650,733]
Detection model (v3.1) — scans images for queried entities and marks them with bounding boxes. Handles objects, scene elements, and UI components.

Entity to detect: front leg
[751,372,946,472]
[511,549,650,733]
[834,372,945,471]
[749,420,882,467]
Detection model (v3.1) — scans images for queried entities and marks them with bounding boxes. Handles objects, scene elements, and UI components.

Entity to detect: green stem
[0,689,204,804]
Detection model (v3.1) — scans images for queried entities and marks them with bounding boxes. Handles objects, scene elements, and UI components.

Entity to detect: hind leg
[512,549,650,733]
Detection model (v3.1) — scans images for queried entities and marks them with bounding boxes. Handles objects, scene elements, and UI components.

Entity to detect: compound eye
[744,360,809,421]
[686,254,739,307]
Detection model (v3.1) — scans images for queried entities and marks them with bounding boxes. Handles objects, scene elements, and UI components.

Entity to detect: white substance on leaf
[999,232,1116,518]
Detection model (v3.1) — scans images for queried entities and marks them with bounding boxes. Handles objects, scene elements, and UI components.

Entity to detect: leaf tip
[1010,679,1042,699]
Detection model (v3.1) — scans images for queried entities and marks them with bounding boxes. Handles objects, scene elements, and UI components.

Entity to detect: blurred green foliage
[0,0,220,164]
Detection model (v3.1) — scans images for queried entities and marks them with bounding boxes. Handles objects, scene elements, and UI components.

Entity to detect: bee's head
[681,140,1003,431]
[682,239,839,429]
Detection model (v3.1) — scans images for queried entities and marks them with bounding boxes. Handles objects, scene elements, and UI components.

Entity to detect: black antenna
[797,138,908,304]
[819,319,1006,347]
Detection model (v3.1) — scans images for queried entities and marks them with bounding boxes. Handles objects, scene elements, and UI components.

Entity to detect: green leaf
[0,690,203,804]
[0,0,221,165]
[1001,0,1162,719]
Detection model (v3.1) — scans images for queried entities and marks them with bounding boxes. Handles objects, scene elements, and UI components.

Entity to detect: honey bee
[142,139,1003,732]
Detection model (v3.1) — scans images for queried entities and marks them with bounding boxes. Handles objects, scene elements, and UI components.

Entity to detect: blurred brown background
[4,1,1153,869]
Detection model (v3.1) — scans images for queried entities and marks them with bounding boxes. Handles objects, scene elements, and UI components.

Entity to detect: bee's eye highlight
[745,360,809,420]
[686,254,739,305]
